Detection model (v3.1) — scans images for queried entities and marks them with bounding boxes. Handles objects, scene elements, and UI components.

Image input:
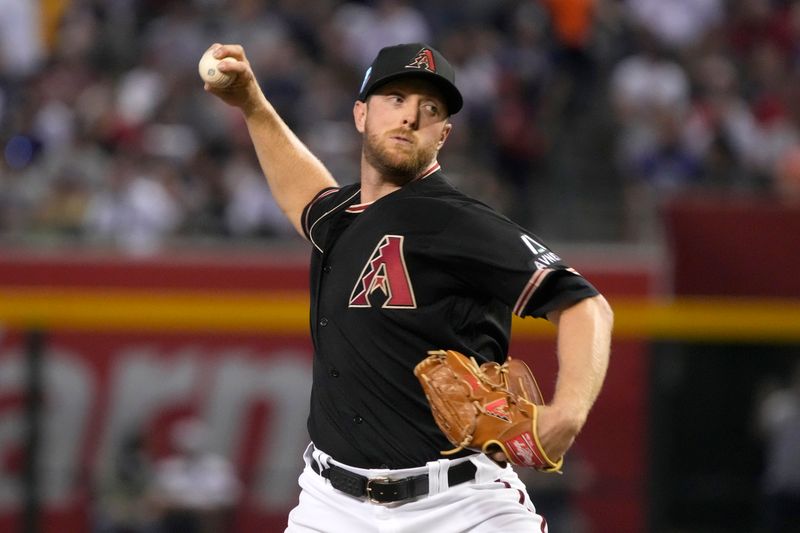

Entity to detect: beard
[362,127,438,186]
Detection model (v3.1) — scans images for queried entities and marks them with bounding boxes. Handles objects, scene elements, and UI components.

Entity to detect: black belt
[310,459,477,503]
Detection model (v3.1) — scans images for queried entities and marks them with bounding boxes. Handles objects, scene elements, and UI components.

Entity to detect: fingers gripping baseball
[199,44,257,108]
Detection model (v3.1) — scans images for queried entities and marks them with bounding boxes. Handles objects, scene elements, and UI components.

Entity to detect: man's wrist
[547,401,587,435]
[241,90,271,121]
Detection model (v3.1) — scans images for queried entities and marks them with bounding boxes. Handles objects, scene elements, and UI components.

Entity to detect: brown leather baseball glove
[414,349,563,472]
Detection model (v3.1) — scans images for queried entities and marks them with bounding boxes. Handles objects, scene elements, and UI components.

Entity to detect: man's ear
[353,100,367,133]
[438,122,453,149]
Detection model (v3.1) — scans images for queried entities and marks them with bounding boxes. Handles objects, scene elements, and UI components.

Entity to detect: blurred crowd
[2,0,800,253]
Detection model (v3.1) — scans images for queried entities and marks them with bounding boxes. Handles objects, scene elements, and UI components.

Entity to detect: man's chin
[369,153,420,178]
[383,145,415,161]
[383,155,417,173]
[364,136,432,182]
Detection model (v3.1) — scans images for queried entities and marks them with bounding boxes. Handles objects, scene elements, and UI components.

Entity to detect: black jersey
[300,167,598,468]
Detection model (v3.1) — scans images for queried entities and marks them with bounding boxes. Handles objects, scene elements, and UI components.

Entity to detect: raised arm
[202,44,338,236]
[539,294,614,460]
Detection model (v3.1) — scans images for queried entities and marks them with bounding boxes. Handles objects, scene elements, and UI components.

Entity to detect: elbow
[549,293,614,329]
[572,294,614,333]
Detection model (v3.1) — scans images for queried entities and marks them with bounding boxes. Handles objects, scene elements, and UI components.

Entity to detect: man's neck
[359,159,439,204]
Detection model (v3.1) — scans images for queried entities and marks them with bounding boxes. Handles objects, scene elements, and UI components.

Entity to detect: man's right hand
[201,44,264,116]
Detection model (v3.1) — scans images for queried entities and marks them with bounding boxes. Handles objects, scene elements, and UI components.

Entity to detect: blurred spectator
[149,418,240,533]
[83,156,183,254]
[682,53,760,191]
[333,0,431,69]
[93,431,157,533]
[33,167,92,238]
[0,0,44,78]
[610,29,690,164]
[183,147,231,236]
[634,108,703,192]
[625,107,702,240]
[728,0,794,60]
[115,62,168,130]
[541,0,598,116]
[140,2,209,76]
[490,72,547,225]
[756,360,800,533]
[222,147,295,238]
[625,0,723,52]
[746,41,798,177]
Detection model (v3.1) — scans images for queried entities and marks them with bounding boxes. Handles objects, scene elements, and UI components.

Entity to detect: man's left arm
[538,294,614,460]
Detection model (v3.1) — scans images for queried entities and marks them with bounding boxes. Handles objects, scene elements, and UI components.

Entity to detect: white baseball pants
[285,443,547,533]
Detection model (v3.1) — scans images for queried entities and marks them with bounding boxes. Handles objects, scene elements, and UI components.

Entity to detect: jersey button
[322,265,332,273]
[353,415,363,424]
[329,368,339,377]
[319,317,329,326]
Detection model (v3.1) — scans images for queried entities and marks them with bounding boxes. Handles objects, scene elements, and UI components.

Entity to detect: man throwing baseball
[203,41,613,532]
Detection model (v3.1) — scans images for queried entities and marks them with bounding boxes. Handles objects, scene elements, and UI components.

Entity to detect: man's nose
[401,104,419,129]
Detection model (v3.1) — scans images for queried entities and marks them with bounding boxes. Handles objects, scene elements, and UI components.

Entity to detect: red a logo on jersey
[349,235,417,309]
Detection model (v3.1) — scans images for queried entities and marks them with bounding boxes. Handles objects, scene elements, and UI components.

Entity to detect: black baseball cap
[357,43,463,115]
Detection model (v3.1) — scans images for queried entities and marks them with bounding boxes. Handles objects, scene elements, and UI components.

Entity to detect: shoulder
[302,183,360,239]
[382,173,521,238]
[400,173,500,216]
[311,183,360,207]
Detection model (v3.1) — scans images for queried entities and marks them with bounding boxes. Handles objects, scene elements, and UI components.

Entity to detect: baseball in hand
[198,49,236,88]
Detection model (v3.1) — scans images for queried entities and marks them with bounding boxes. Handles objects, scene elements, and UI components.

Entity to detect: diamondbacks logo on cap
[405,48,436,73]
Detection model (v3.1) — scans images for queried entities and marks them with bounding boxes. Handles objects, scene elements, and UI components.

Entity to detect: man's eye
[423,104,439,115]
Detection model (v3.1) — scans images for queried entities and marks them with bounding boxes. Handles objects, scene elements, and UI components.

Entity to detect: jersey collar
[416,162,441,181]
[346,202,372,213]
[346,162,442,213]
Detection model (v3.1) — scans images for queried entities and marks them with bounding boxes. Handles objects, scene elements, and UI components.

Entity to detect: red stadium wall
[0,249,656,533]
[664,198,800,298]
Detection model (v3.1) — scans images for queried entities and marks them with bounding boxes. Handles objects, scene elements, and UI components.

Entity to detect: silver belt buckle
[366,476,391,504]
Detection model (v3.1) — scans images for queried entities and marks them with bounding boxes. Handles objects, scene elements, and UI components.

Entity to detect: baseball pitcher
[202,41,613,532]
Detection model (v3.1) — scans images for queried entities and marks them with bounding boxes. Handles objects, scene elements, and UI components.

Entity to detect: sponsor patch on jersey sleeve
[513,233,586,316]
